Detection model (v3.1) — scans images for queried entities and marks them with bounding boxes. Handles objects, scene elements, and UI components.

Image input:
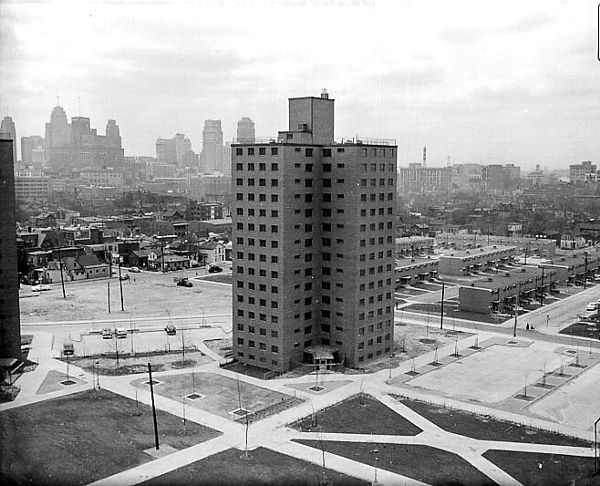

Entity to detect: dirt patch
[59,349,211,376]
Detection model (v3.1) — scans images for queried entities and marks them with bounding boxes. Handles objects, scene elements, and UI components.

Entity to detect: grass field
[483,450,597,486]
[294,441,496,486]
[0,389,220,485]
[394,396,591,447]
[291,394,422,436]
[141,446,367,486]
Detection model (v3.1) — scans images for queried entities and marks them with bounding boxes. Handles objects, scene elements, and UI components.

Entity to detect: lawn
[0,389,221,486]
[130,372,303,422]
[194,273,233,285]
[403,302,519,324]
[141,446,367,486]
[294,441,497,486]
[559,322,600,340]
[483,450,597,486]
[290,394,422,436]
[393,396,591,447]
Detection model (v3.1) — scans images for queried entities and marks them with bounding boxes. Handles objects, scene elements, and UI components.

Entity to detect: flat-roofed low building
[395,236,434,258]
[395,256,439,288]
[436,233,556,257]
[539,251,600,285]
[439,245,516,276]
[459,266,556,314]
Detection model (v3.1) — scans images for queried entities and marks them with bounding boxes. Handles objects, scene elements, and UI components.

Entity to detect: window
[248,340,255,348]
[259,147,266,155]
[248,163,255,171]
[259,178,266,186]
[271,179,278,187]
[236,147,243,156]
[247,148,255,155]
[259,163,266,171]
[271,194,278,202]
[236,193,243,201]
[305,193,313,203]
[322,148,332,157]
[305,148,313,157]
[305,179,313,187]
[236,163,243,171]
[323,163,332,172]
[271,147,278,156]
[304,325,312,333]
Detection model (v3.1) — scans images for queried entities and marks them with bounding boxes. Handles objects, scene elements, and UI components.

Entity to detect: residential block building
[439,245,517,275]
[231,92,397,372]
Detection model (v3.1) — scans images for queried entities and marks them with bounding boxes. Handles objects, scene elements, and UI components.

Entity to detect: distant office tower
[231,91,397,372]
[106,119,122,148]
[174,133,194,168]
[0,116,17,164]
[70,116,124,170]
[21,136,44,166]
[237,117,255,143]
[156,138,177,165]
[44,105,72,171]
[0,139,22,361]
[201,120,224,173]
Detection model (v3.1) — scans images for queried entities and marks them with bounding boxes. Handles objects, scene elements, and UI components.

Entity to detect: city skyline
[1,0,599,168]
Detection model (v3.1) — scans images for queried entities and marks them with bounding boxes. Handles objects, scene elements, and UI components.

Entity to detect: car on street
[129,266,141,273]
[119,274,130,281]
[63,343,74,356]
[586,302,599,312]
[115,327,128,338]
[31,284,51,292]
[175,277,193,287]
[165,324,177,335]
[208,264,223,273]
[102,328,113,339]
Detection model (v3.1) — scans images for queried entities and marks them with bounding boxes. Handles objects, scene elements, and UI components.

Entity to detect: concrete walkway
[3,322,599,486]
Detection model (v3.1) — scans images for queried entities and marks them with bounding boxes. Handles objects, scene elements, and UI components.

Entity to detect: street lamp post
[439,281,445,330]
[372,446,379,485]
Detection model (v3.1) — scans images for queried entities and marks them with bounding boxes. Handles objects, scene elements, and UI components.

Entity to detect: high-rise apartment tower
[231,91,397,372]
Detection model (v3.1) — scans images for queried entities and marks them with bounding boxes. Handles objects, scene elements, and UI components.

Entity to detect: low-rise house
[197,241,226,264]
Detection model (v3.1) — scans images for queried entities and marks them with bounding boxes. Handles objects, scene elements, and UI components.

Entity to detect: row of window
[357,348,392,362]
[235,252,278,263]
[235,147,279,156]
[360,178,395,187]
[235,178,279,187]
[235,223,279,233]
[358,334,391,348]
[360,193,395,202]
[236,338,279,353]
[358,307,393,319]
[235,237,279,248]
[236,323,279,336]
[235,162,279,171]
[236,300,278,312]
[236,193,279,202]
[358,293,393,305]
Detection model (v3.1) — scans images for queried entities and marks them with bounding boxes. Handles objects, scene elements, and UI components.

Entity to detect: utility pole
[118,257,124,311]
[58,249,66,299]
[439,281,445,330]
[148,363,160,450]
[107,281,111,313]
[513,281,521,338]
[584,251,588,289]
[539,267,545,307]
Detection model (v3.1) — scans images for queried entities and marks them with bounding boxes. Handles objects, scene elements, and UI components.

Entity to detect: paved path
[3,317,598,485]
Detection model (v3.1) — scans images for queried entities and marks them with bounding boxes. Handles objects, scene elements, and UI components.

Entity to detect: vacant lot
[0,389,220,485]
[19,270,232,323]
[142,446,367,486]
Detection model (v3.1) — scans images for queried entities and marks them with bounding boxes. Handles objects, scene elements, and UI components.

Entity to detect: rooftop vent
[321,89,329,99]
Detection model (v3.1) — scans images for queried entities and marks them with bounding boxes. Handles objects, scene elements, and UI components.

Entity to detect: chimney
[321,88,329,99]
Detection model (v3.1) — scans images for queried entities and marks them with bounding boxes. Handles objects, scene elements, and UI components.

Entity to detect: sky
[0,0,599,169]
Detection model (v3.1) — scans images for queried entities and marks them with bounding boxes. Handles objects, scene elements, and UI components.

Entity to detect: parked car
[115,327,127,338]
[175,277,193,287]
[165,324,177,335]
[31,284,51,292]
[129,266,141,273]
[586,302,598,312]
[119,274,130,281]
[63,343,74,356]
[102,328,113,339]
[208,264,223,273]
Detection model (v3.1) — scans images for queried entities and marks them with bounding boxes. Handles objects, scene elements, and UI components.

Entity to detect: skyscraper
[0,139,22,361]
[231,92,397,372]
[237,117,255,143]
[21,136,44,167]
[44,105,72,171]
[0,116,17,165]
[201,120,224,173]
